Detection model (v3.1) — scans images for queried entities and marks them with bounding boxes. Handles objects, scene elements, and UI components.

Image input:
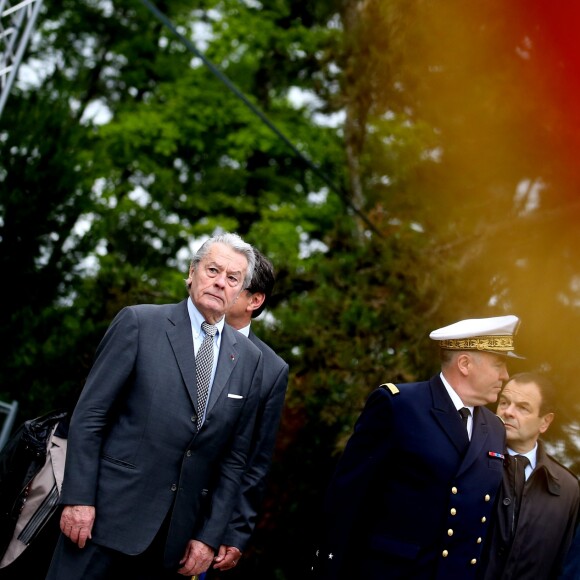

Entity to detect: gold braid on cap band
[439,336,514,352]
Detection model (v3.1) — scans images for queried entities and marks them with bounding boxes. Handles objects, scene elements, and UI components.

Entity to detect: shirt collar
[507,443,538,470]
[187,298,225,337]
[439,372,474,416]
[236,322,251,337]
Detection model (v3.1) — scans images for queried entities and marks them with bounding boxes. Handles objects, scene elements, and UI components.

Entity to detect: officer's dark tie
[459,407,471,436]
[509,454,530,527]
[196,321,217,429]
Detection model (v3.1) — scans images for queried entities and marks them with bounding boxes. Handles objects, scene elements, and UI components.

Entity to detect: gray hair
[191,232,255,289]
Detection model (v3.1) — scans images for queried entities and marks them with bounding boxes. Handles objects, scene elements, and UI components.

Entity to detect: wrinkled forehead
[202,243,248,271]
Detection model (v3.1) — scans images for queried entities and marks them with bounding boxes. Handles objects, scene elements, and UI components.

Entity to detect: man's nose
[214,273,227,287]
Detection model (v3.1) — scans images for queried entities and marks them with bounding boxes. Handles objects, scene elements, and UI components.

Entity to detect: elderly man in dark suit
[314,315,522,580]
[210,248,289,575]
[46,232,264,580]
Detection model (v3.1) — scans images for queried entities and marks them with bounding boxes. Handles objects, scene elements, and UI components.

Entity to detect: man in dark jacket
[210,248,289,576]
[314,315,522,580]
[480,372,580,580]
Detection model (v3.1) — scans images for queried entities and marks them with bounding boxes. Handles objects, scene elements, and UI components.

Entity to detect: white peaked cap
[429,315,524,359]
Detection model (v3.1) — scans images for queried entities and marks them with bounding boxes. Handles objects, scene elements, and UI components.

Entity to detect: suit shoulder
[479,405,502,420]
[480,406,506,427]
[224,325,262,356]
[129,302,173,312]
[545,453,580,483]
[126,302,179,318]
[379,382,400,395]
[250,333,288,369]
[377,380,429,397]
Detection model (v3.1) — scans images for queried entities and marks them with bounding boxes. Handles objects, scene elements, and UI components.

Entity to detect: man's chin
[201,295,225,309]
[197,302,225,322]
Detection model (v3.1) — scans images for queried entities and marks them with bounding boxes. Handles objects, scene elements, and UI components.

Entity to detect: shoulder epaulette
[380,382,400,395]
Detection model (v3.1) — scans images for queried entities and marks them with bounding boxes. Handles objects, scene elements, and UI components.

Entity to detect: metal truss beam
[0,0,43,117]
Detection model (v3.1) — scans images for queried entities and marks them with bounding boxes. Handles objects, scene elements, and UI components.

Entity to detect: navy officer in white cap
[313,315,523,580]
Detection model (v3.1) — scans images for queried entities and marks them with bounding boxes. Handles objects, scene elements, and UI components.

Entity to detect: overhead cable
[140,0,382,237]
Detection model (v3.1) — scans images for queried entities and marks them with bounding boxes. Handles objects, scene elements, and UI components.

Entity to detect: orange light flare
[516,2,580,187]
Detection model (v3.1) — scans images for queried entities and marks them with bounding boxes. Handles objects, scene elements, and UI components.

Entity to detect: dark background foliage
[2,1,580,577]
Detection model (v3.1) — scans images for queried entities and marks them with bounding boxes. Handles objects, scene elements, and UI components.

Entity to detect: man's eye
[228,276,240,286]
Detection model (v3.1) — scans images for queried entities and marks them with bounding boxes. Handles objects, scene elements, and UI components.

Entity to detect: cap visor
[484,350,525,360]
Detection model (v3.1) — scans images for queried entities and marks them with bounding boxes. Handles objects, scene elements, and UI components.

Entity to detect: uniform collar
[439,372,474,416]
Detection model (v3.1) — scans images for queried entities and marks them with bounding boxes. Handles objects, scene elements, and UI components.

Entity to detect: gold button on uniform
[451,487,458,494]
[477,537,482,543]
[481,516,486,523]
[442,550,449,558]
[450,508,457,515]
[447,529,453,536]
[484,494,491,501]
[471,559,477,565]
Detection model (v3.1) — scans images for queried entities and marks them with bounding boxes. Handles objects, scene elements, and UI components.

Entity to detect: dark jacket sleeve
[221,347,289,550]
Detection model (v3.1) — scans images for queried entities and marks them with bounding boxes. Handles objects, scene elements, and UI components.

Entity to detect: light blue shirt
[187,298,225,423]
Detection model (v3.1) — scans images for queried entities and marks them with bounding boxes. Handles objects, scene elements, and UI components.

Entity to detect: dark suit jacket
[480,440,580,580]
[314,374,506,580]
[59,300,263,567]
[221,330,289,551]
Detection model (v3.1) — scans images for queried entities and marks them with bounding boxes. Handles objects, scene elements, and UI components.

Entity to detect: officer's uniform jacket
[314,374,506,580]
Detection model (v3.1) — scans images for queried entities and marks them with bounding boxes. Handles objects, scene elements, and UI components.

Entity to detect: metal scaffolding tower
[0,0,43,117]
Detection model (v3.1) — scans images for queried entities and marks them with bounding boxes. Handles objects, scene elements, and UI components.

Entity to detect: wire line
[140,0,381,236]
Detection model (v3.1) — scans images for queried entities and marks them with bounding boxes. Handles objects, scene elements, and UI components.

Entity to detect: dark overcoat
[480,440,580,580]
[314,374,506,580]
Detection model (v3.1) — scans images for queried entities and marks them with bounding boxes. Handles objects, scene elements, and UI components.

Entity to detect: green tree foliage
[2,1,580,577]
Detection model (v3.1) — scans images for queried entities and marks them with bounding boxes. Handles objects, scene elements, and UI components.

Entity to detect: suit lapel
[206,324,240,414]
[166,300,197,408]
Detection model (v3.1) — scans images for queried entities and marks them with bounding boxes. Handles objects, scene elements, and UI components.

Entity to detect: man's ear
[539,412,555,434]
[249,292,266,313]
[457,353,471,376]
[186,265,194,286]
